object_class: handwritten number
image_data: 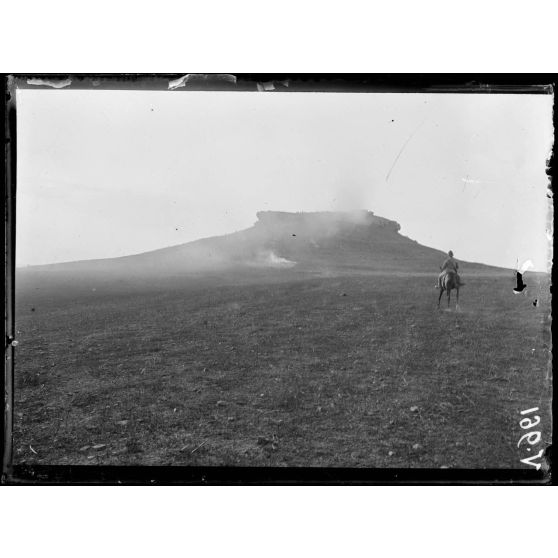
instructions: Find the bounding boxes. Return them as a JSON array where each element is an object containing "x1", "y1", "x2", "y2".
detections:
[
  {"x1": 520, "y1": 449, "x2": 544, "y2": 470},
  {"x1": 519, "y1": 408, "x2": 543, "y2": 469},
  {"x1": 520, "y1": 416, "x2": 541, "y2": 429},
  {"x1": 517, "y1": 431, "x2": 541, "y2": 448}
]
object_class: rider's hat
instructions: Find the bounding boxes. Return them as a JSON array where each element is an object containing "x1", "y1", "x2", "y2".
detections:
[{"x1": 448, "y1": 250, "x2": 454, "y2": 257}]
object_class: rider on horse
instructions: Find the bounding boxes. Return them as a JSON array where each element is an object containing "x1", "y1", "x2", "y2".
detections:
[{"x1": 437, "y1": 250, "x2": 463, "y2": 288}]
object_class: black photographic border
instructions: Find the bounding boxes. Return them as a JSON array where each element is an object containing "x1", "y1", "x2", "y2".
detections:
[{"x1": 2, "y1": 73, "x2": 555, "y2": 485}]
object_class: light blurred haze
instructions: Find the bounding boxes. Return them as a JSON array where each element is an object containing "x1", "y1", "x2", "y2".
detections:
[{"x1": 16, "y1": 89, "x2": 553, "y2": 271}]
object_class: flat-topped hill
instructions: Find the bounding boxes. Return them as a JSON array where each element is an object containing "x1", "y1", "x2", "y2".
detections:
[{"x1": 17, "y1": 210, "x2": 508, "y2": 283}]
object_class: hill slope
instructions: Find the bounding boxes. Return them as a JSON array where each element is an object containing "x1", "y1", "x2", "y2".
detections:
[{"x1": 18, "y1": 210, "x2": 504, "y2": 280}]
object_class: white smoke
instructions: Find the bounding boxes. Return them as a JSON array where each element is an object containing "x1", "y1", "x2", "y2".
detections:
[{"x1": 254, "y1": 250, "x2": 296, "y2": 268}]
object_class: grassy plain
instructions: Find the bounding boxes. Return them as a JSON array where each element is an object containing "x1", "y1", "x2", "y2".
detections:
[{"x1": 13, "y1": 269, "x2": 552, "y2": 468}]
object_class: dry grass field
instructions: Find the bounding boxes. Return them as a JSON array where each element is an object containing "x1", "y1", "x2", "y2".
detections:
[{"x1": 12, "y1": 268, "x2": 552, "y2": 469}]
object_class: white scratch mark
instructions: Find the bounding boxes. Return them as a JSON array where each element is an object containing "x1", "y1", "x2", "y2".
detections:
[
  {"x1": 385, "y1": 120, "x2": 425, "y2": 182},
  {"x1": 168, "y1": 74, "x2": 237, "y2": 90},
  {"x1": 168, "y1": 75, "x2": 188, "y2": 90},
  {"x1": 256, "y1": 80, "x2": 289, "y2": 92},
  {"x1": 461, "y1": 177, "x2": 496, "y2": 185},
  {"x1": 27, "y1": 78, "x2": 72, "y2": 89},
  {"x1": 518, "y1": 259, "x2": 534, "y2": 274},
  {"x1": 257, "y1": 81, "x2": 276, "y2": 91},
  {"x1": 191, "y1": 440, "x2": 206, "y2": 454}
]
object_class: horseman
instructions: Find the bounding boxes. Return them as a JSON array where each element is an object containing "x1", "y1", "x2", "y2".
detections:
[{"x1": 438, "y1": 250, "x2": 463, "y2": 288}]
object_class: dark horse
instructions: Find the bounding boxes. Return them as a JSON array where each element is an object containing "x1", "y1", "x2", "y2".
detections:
[{"x1": 438, "y1": 270, "x2": 460, "y2": 308}]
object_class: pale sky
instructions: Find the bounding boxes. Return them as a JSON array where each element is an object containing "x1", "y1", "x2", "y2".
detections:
[{"x1": 16, "y1": 89, "x2": 553, "y2": 271}]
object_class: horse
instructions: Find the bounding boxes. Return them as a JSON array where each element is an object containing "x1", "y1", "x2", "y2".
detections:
[{"x1": 438, "y1": 270, "x2": 460, "y2": 308}]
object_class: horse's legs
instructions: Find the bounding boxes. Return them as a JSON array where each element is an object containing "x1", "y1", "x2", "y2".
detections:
[
  {"x1": 447, "y1": 288, "x2": 451, "y2": 307},
  {"x1": 456, "y1": 287, "x2": 459, "y2": 305},
  {"x1": 438, "y1": 287, "x2": 444, "y2": 307}
]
